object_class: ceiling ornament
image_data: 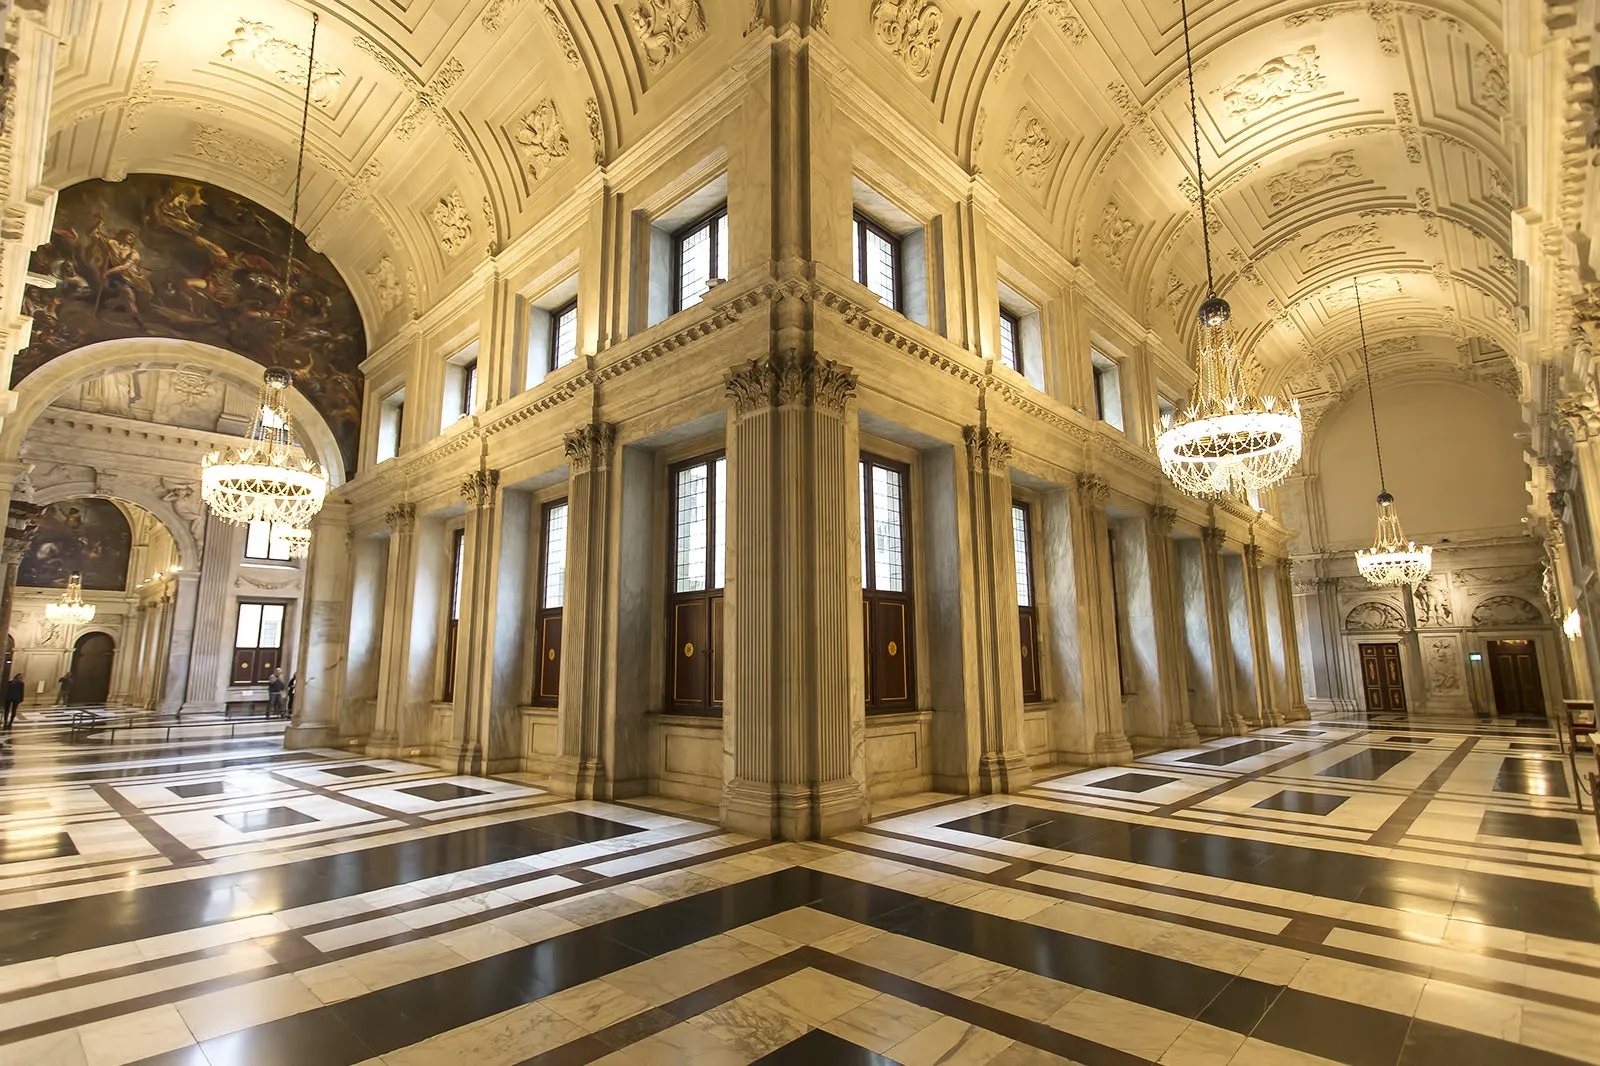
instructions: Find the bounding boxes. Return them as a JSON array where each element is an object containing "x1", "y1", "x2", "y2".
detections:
[
  {"x1": 430, "y1": 191, "x2": 474, "y2": 257},
  {"x1": 542, "y1": 1, "x2": 584, "y2": 68},
  {"x1": 1264, "y1": 151, "x2": 1359, "y2": 208},
  {"x1": 631, "y1": 0, "x2": 707, "y2": 73},
  {"x1": 1091, "y1": 202, "x2": 1137, "y2": 266},
  {"x1": 1159, "y1": 270, "x2": 1195, "y2": 328},
  {"x1": 1320, "y1": 274, "x2": 1400, "y2": 307},
  {"x1": 995, "y1": 0, "x2": 1087, "y2": 75},
  {"x1": 972, "y1": 108, "x2": 987, "y2": 154},
  {"x1": 1218, "y1": 45, "x2": 1324, "y2": 119},
  {"x1": 332, "y1": 159, "x2": 382, "y2": 217},
  {"x1": 1473, "y1": 46, "x2": 1510, "y2": 116},
  {"x1": 223, "y1": 20, "x2": 344, "y2": 106},
  {"x1": 1413, "y1": 186, "x2": 1440, "y2": 237},
  {"x1": 1484, "y1": 165, "x2": 1511, "y2": 208},
  {"x1": 1156, "y1": 0, "x2": 1302, "y2": 503},
  {"x1": 200, "y1": 14, "x2": 329, "y2": 532},
  {"x1": 1348, "y1": 278, "x2": 1432, "y2": 589},
  {"x1": 122, "y1": 62, "x2": 158, "y2": 137},
  {"x1": 189, "y1": 125, "x2": 287, "y2": 181},
  {"x1": 511, "y1": 99, "x2": 570, "y2": 180},
  {"x1": 1107, "y1": 82, "x2": 1168, "y2": 156},
  {"x1": 585, "y1": 99, "x2": 605, "y2": 164},
  {"x1": 368, "y1": 256, "x2": 404, "y2": 315},
  {"x1": 1392, "y1": 92, "x2": 1422, "y2": 162},
  {"x1": 1002, "y1": 106, "x2": 1056, "y2": 189},
  {"x1": 171, "y1": 372, "x2": 214, "y2": 409},
  {"x1": 1431, "y1": 262, "x2": 1450, "y2": 288},
  {"x1": 45, "y1": 573, "x2": 95, "y2": 626},
  {"x1": 1369, "y1": 1, "x2": 1399, "y2": 56},
  {"x1": 870, "y1": 0, "x2": 943, "y2": 80},
  {"x1": 1301, "y1": 221, "x2": 1381, "y2": 266},
  {"x1": 482, "y1": 0, "x2": 521, "y2": 33},
  {"x1": 396, "y1": 58, "x2": 465, "y2": 142}
]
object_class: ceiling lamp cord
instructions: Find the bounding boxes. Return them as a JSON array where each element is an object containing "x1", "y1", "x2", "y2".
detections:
[
  {"x1": 1179, "y1": 0, "x2": 1215, "y2": 299},
  {"x1": 279, "y1": 11, "x2": 318, "y2": 318},
  {"x1": 1354, "y1": 277, "x2": 1388, "y2": 496}
]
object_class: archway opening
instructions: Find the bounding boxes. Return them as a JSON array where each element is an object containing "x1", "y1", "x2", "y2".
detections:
[{"x1": 69, "y1": 632, "x2": 115, "y2": 707}]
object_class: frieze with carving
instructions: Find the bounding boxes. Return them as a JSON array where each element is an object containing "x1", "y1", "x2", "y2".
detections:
[
  {"x1": 1346, "y1": 601, "x2": 1404, "y2": 632},
  {"x1": 1470, "y1": 595, "x2": 1542, "y2": 628}
]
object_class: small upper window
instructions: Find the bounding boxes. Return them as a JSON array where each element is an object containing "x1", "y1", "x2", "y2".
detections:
[
  {"x1": 673, "y1": 207, "x2": 729, "y2": 312},
  {"x1": 377, "y1": 391, "x2": 404, "y2": 463},
  {"x1": 1091, "y1": 351, "x2": 1124, "y2": 431},
  {"x1": 460, "y1": 359, "x2": 478, "y2": 419},
  {"x1": 853, "y1": 213, "x2": 901, "y2": 311},
  {"x1": 998, "y1": 307, "x2": 1022, "y2": 374},
  {"x1": 244, "y1": 521, "x2": 294, "y2": 562},
  {"x1": 549, "y1": 300, "x2": 578, "y2": 372}
]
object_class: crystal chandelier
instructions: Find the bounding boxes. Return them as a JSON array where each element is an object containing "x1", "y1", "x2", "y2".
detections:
[
  {"x1": 1349, "y1": 277, "x2": 1432, "y2": 587},
  {"x1": 45, "y1": 573, "x2": 95, "y2": 626},
  {"x1": 281, "y1": 523, "x2": 312, "y2": 559},
  {"x1": 199, "y1": 12, "x2": 328, "y2": 529},
  {"x1": 1156, "y1": 0, "x2": 1302, "y2": 500}
]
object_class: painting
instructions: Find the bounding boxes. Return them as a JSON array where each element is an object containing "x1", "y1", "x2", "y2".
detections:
[
  {"x1": 18, "y1": 498, "x2": 133, "y2": 591},
  {"x1": 16, "y1": 175, "x2": 366, "y2": 475}
]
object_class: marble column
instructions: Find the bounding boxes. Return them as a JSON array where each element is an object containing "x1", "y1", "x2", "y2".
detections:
[
  {"x1": 287, "y1": 500, "x2": 352, "y2": 750},
  {"x1": 1274, "y1": 558, "x2": 1311, "y2": 720},
  {"x1": 1241, "y1": 544, "x2": 1283, "y2": 726},
  {"x1": 340, "y1": 533, "x2": 388, "y2": 746},
  {"x1": 1148, "y1": 507, "x2": 1197, "y2": 746},
  {"x1": 160, "y1": 572, "x2": 201, "y2": 714},
  {"x1": 1071, "y1": 473, "x2": 1131, "y2": 764},
  {"x1": 182, "y1": 516, "x2": 236, "y2": 714},
  {"x1": 111, "y1": 604, "x2": 143, "y2": 705},
  {"x1": 0, "y1": 501, "x2": 39, "y2": 677},
  {"x1": 962, "y1": 425, "x2": 1030, "y2": 792},
  {"x1": 368, "y1": 502, "x2": 418, "y2": 757},
  {"x1": 1195, "y1": 526, "x2": 1246, "y2": 736},
  {"x1": 554, "y1": 423, "x2": 617, "y2": 798},
  {"x1": 443, "y1": 470, "x2": 509, "y2": 775},
  {"x1": 722, "y1": 355, "x2": 865, "y2": 839}
]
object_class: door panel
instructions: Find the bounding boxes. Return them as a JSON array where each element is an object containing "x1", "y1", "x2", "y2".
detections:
[
  {"x1": 536, "y1": 614, "x2": 562, "y2": 702},
  {"x1": 869, "y1": 599, "x2": 910, "y2": 704},
  {"x1": 672, "y1": 600, "x2": 709, "y2": 706},
  {"x1": 1487, "y1": 641, "x2": 1545, "y2": 718},
  {"x1": 1019, "y1": 608, "x2": 1039, "y2": 700},
  {"x1": 1359, "y1": 643, "x2": 1406, "y2": 713}
]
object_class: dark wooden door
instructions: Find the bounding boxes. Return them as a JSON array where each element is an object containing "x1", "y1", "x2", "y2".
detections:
[
  {"x1": 1487, "y1": 640, "x2": 1546, "y2": 718},
  {"x1": 70, "y1": 633, "x2": 115, "y2": 706},
  {"x1": 1358, "y1": 643, "x2": 1406, "y2": 713}
]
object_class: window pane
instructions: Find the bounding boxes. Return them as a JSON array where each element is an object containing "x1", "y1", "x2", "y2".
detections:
[
  {"x1": 462, "y1": 361, "x2": 478, "y2": 416},
  {"x1": 543, "y1": 502, "x2": 568, "y2": 610},
  {"x1": 859, "y1": 462, "x2": 869, "y2": 585},
  {"x1": 999, "y1": 312, "x2": 1019, "y2": 372},
  {"x1": 245, "y1": 521, "x2": 270, "y2": 559},
  {"x1": 677, "y1": 220, "x2": 713, "y2": 309},
  {"x1": 863, "y1": 226, "x2": 897, "y2": 308},
  {"x1": 674, "y1": 463, "x2": 709, "y2": 593},
  {"x1": 1012, "y1": 504, "x2": 1033, "y2": 608},
  {"x1": 259, "y1": 605, "x2": 284, "y2": 650},
  {"x1": 870, "y1": 465, "x2": 905, "y2": 593},
  {"x1": 713, "y1": 458, "x2": 727, "y2": 590},
  {"x1": 450, "y1": 531, "x2": 465, "y2": 621},
  {"x1": 266, "y1": 522, "x2": 291, "y2": 561},
  {"x1": 715, "y1": 214, "x2": 729, "y2": 283},
  {"x1": 552, "y1": 305, "x2": 578, "y2": 369},
  {"x1": 235, "y1": 603, "x2": 263, "y2": 649}
]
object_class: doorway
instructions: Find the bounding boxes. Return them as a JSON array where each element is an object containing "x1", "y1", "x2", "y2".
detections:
[
  {"x1": 1358, "y1": 643, "x2": 1407, "y2": 713},
  {"x1": 70, "y1": 632, "x2": 115, "y2": 706},
  {"x1": 1486, "y1": 639, "x2": 1546, "y2": 718}
]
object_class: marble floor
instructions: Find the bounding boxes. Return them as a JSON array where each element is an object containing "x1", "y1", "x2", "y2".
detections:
[{"x1": 0, "y1": 711, "x2": 1596, "y2": 1065}]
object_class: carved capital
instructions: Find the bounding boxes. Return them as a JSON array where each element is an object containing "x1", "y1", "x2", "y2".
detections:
[
  {"x1": 726, "y1": 358, "x2": 777, "y2": 416},
  {"x1": 460, "y1": 469, "x2": 500, "y2": 507},
  {"x1": 1076, "y1": 472, "x2": 1110, "y2": 504},
  {"x1": 726, "y1": 355, "x2": 857, "y2": 417},
  {"x1": 1243, "y1": 542, "x2": 1263, "y2": 565},
  {"x1": 962, "y1": 425, "x2": 1013, "y2": 474},
  {"x1": 1278, "y1": 557, "x2": 1294, "y2": 577},
  {"x1": 384, "y1": 501, "x2": 416, "y2": 532},
  {"x1": 1150, "y1": 505, "x2": 1178, "y2": 532},
  {"x1": 812, "y1": 359, "x2": 859, "y2": 411},
  {"x1": 1201, "y1": 525, "x2": 1228, "y2": 549},
  {"x1": 564, "y1": 423, "x2": 617, "y2": 474}
]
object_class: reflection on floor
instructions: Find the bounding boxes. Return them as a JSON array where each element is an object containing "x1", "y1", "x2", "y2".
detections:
[{"x1": 0, "y1": 711, "x2": 1596, "y2": 1065}]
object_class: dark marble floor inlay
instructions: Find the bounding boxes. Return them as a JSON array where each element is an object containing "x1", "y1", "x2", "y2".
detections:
[
  {"x1": 1315, "y1": 747, "x2": 1413, "y2": 781},
  {"x1": 168, "y1": 781, "x2": 228, "y2": 799},
  {"x1": 0, "y1": 830, "x2": 77, "y2": 864},
  {"x1": 1479, "y1": 809, "x2": 1582, "y2": 846},
  {"x1": 1087, "y1": 772, "x2": 1176, "y2": 793},
  {"x1": 1509, "y1": 742, "x2": 1560, "y2": 752},
  {"x1": 1178, "y1": 739, "x2": 1289, "y2": 766},
  {"x1": 1280, "y1": 729, "x2": 1324, "y2": 737},
  {"x1": 1492, "y1": 756, "x2": 1571, "y2": 797},
  {"x1": 1383, "y1": 736, "x2": 1432, "y2": 744},
  {"x1": 1253, "y1": 790, "x2": 1350, "y2": 816},
  {"x1": 320, "y1": 764, "x2": 389, "y2": 779},
  {"x1": 754, "y1": 1029, "x2": 901, "y2": 1064},
  {"x1": 400, "y1": 782, "x2": 490, "y2": 802},
  {"x1": 220, "y1": 806, "x2": 318, "y2": 832}
]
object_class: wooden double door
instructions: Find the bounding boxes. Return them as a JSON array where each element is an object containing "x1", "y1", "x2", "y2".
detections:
[
  {"x1": 1486, "y1": 639, "x2": 1546, "y2": 718},
  {"x1": 1359, "y1": 643, "x2": 1407, "y2": 713}
]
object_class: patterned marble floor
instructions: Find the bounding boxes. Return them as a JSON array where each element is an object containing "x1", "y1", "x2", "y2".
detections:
[{"x1": 0, "y1": 711, "x2": 1595, "y2": 1065}]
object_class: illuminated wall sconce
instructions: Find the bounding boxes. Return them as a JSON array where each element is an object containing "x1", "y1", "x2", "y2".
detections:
[{"x1": 1564, "y1": 610, "x2": 1582, "y2": 640}]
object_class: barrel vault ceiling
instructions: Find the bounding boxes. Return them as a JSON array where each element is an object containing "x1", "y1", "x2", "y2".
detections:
[{"x1": 44, "y1": 0, "x2": 1524, "y2": 434}]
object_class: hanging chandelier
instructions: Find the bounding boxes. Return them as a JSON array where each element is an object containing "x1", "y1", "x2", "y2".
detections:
[
  {"x1": 281, "y1": 523, "x2": 312, "y2": 559},
  {"x1": 1349, "y1": 277, "x2": 1432, "y2": 587},
  {"x1": 45, "y1": 573, "x2": 95, "y2": 626},
  {"x1": 1156, "y1": 0, "x2": 1302, "y2": 500},
  {"x1": 199, "y1": 12, "x2": 328, "y2": 529}
]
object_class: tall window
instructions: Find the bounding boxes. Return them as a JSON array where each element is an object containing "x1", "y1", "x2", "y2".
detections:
[
  {"x1": 1092, "y1": 351, "x2": 1124, "y2": 430},
  {"x1": 1012, "y1": 502, "x2": 1041, "y2": 701},
  {"x1": 231, "y1": 602, "x2": 286, "y2": 685},
  {"x1": 1107, "y1": 529, "x2": 1130, "y2": 695},
  {"x1": 669, "y1": 455, "x2": 726, "y2": 711},
  {"x1": 998, "y1": 307, "x2": 1022, "y2": 374},
  {"x1": 244, "y1": 521, "x2": 294, "y2": 562},
  {"x1": 673, "y1": 207, "x2": 729, "y2": 312},
  {"x1": 378, "y1": 392, "x2": 405, "y2": 462},
  {"x1": 460, "y1": 358, "x2": 478, "y2": 419},
  {"x1": 534, "y1": 500, "x2": 568, "y2": 705},
  {"x1": 442, "y1": 528, "x2": 465, "y2": 701},
  {"x1": 549, "y1": 300, "x2": 578, "y2": 373},
  {"x1": 861, "y1": 455, "x2": 914, "y2": 710},
  {"x1": 853, "y1": 213, "x2": 901, "y2": 310}
]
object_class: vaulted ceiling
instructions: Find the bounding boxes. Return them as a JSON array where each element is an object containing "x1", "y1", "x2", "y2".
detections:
[{"x1": 44, "y1": 0, "x2": 1522, "y2": 431}]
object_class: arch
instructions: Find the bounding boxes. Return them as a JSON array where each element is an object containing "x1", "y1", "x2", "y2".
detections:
[
  {"x1": 1, "y1": 337, "x2": 346, "y2": 489},
  {"x1": 18, "y1": 497, "x2": 132, "y2": 591},
  {"x1": 69, "y1": 631, "x2": 115, "y2": 706},
  {"x1": 1470, "y1": 595, "x2": 1544, "y2": 628},
  {"x1": 1345, "y1": 601, "x2": 1404, "y2": 632},
  {"x1": 27, "y1": 485, "x2": 198, "y2": 576}
]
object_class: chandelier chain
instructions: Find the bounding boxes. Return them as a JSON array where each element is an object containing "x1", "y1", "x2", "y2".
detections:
[
  {"x1": 280, "y1": 11, "x2": 318, "y2": 315},
  {"x1": 1179, "y1": 0, "x2": 1215, "y2": 298},
  {"x1": 1353, "y1": 277, "x2": 1387, "y2": 494}
]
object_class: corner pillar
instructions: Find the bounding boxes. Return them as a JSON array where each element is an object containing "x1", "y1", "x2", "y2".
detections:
[
  {"x1": 1072, "y1": 473, "x2": 1131, "y2": 764},
  {"x1": 286, "y1": 500, "x2": 352, "y2": 750},
  {"x1": 368, "y1": 502, "x2": 418, "y2": 757}
]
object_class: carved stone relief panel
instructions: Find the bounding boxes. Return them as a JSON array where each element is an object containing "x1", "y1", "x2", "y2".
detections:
[
  {"x1": 510, "y1": 99, "x2": 569, "y2": 180},
  {"x1": 1092, "y1": 202, "x2": 1137, "y2": 267},
  {"x1": 223, "y1": 20, "x2": 345, "y2": 105},
  {"x1": 1424, "y1": 635, "x2": 1462, "y2": 694},
  {"x1": 1264, "y1": 151, "x2": 1360, "y2": 208},
  {"x1": 1301, "y1": 222, "x2": 1381, "y2": 266},
  {"x1": 430, "y1": 192, "x2": 474, "y2": 257},
  {"x1": 1002, "y1": 106, "x2": 1056, "y2": 189},
  {"x1": 630, "y1": 0, "x2": 707, "y2": 73},
  {"x1": 1218, "y1": 46, "x2": 1325, "y2": 119},
  {"x1": 870, "y1": 0, "x2": 944, "y2": 80},
  {"x1": 1469, "y1": 595, "x2": 1542, "y2": 628},
  {"x1": 1345, "y1": 600, "x2": 1404, "y2": 632}
]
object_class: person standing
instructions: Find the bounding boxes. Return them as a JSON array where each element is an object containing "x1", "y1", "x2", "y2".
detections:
[
  {"x1": 267, "y1": 669, "x2": 287, "y2": 719},
  {"x1": 3, "y1": 674, "x2": 22, "y2": 731},
  {"x1": 56, "y1": 672, "x2": 71, "y2": 707}
]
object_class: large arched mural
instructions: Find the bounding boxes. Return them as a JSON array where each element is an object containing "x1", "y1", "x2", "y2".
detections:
[
  {"x1": 17, "y1": 175, "x2": 365, "y2": 474},
  {"x1": 18, "y1": 498, "x2": 133, "y2": 591}
]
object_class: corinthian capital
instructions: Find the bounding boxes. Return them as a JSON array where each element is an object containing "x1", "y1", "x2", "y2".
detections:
[
  {"x1": 564, "y1": 423, "x2": 617, "y2": 474},
  {"x1": 384, "y1": 501, "x2": 416, "y2": 532},
  {"x1": 1150, "y1": 505, "x2": 1178, "y2": 532},
  {"x1": 460, "y1": 469, "x2": 500, "y2": 507},
  {"x1": 1076, "y1": 471, "x2": 1110, "y2": 504},
  {"x1": 725, "y1": 355, "x2": 857, "y2": 417},
  {"x1": 962, "y1": 425, "x2": 1013, "y2": 474},
  {"x1": 1201, "y1": 525, "x2": 1227, "y2": 549}
]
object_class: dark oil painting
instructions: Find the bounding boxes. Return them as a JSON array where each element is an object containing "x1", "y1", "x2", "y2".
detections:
[
  {"x1": 15, "y1": 174, "x2": 366, "y2": 475},
  {"x1": 19, "y1": 498, "x2": 133, "y2": 592}
]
